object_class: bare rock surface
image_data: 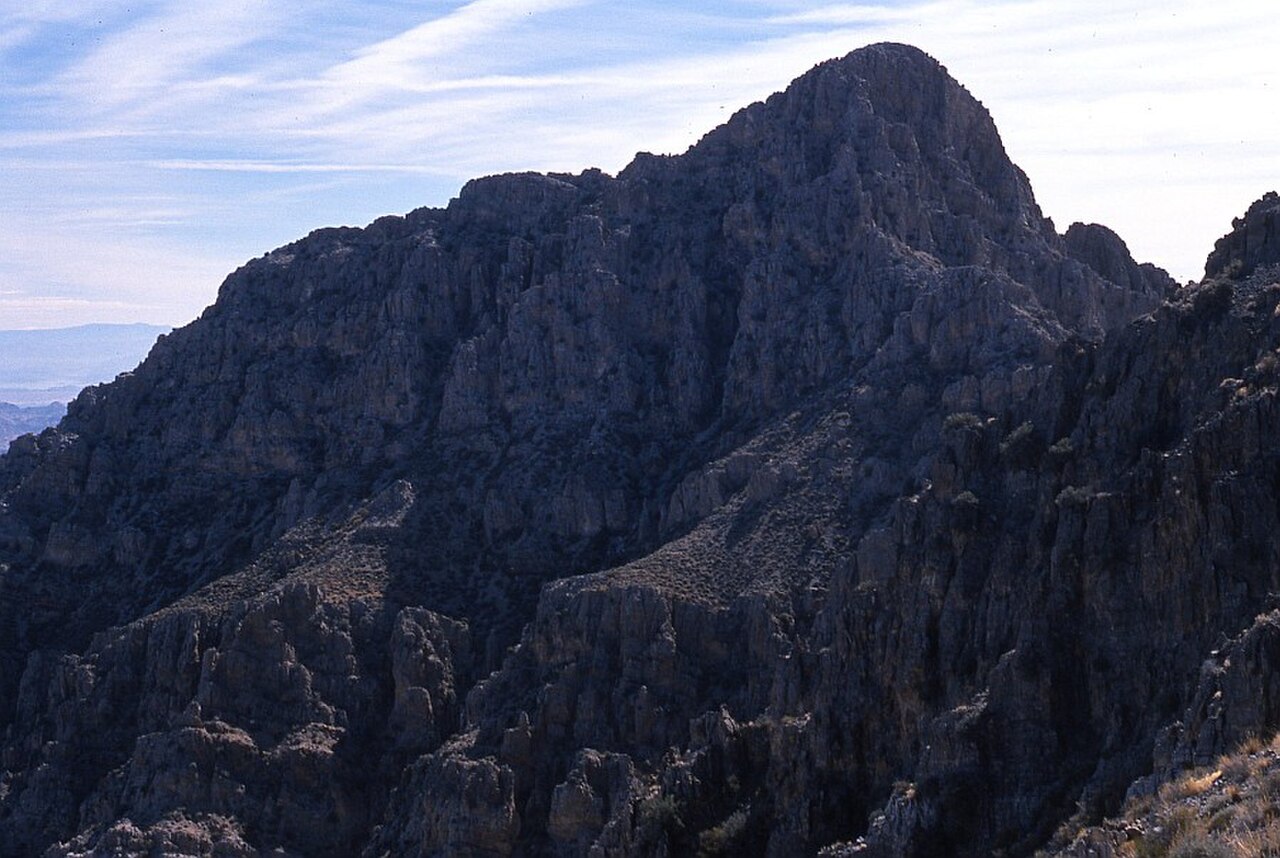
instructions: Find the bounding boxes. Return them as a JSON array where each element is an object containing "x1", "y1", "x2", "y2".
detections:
[
  {"x1": 9, "y1": 42, "x2": 1280, "y2": 858},
  {"x1": 1205, "y1": 190, "x2": 1280, "y2": 280}
]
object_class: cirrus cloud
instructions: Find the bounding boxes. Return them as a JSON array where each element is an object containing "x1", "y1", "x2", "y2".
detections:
[{"x1": 1, "y1": 0, "x2": 1277, "y2": 328}]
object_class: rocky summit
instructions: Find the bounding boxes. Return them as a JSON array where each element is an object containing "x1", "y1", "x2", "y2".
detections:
[{"x1": 0, "y1": 42, "x2": 1277, "y2": 856}]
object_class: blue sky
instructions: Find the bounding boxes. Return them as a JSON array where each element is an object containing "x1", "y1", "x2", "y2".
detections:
[{"x1": 2, "y1": 0, "x2": 1278, "y2": 329}]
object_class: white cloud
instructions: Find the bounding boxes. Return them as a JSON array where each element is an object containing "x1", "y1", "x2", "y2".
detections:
[
  {"x1": 0, "y1": 295, "x2": 158, "y2": 330},
  {"x1": 146, "y1": 159, "x2": 458, "y2": 175},
  {"x1": 50, "y1": 0, "x2": 283, "y2": 113},
  {"x1": 336, "y1": 0, "x2": 588, "y2": 76},
  {"x1": 764, "y1": 3, "x2": 929, "y2": 25},
  {"x1": 299, "y1": 0, "x2": 590, "y2": 118},
  {"x1": 3, "y1": 0, "x2": 1279, "y2": 326},
  {"x1": 0, "y1": 1, "x2": 125, "y2": 25},
  {"x1": 0, "y1": 215, "x2": 229, "y2": 328}
]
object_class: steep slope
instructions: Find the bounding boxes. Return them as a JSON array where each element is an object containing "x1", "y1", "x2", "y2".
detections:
[
  {"x1": 0, "y1": 42, "x2": 1230, "y2": 856},
  {"x1": 411, "y1": 206, "x2": 1280, "y2": 857}
]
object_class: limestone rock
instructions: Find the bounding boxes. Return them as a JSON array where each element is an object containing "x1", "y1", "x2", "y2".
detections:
[
  {"x1": 4, "y1": 42, "x2": 1272, "y2": 858},
  {"x1": 1205, "y1": 190, "x2": 1280, "y2": 279}
]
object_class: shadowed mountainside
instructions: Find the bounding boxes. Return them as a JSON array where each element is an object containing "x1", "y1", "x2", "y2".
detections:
[{"x1": 4, "y1": 43, "x2": 1280, "y2": 857}]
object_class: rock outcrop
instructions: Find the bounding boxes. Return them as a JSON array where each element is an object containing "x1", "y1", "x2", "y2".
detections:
[
  {"x1": 1205, "y1": 190, "x2": 1280, "y2": 280},
  {"x1": 5, "y1": 42, "x2": 1278, "y2": 857}
]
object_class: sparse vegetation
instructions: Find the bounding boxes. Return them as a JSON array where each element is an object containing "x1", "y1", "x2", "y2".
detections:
[
  {"x1": 698, "y1": 809, "x2": 749, "y2": 857},
  {"x1": 943, "y1": 411, "x2": 984, "y2": 431},
  {"x1": 1055, "y1": 485, "x2": 1095, "y2": 507},
  {"x1": 1047, "y1": 733, "x2": 1280, "y2": 857},
  {"x1": 1167, "y1": 836, "x2": 1237, "y2": 858},
  {"x1": 1162, "y1": 769, "x2": 1222, "y2": 803},
  {"x1": 999, "y1": 420, "x2": 1041, "y2": 468},
  {"x1": 1048, "y1": 437, "x2": 1075, "y2": 459},
  {"x1": 638, "y1": 793, "x2": 684, "y2": 838}
]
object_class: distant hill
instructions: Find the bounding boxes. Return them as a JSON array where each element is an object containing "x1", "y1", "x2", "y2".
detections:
[
  {"x1": 0, "y1": 401, "x2": 65, "y2": 448},
  {"x1": 0, "y1": 323, "x2": 169, "y2": 406}
]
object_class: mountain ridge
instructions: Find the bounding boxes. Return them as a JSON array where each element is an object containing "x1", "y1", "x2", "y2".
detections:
[
  {"x1": 0, "y1": 322, "x2": 170, "y2": 408},
  {"x1": 1, "y1": 43, "x2": 1274, "y2": 857}
]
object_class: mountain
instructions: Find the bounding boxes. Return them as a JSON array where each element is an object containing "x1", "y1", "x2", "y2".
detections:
[
  {"x1": 0, "y1": 401, "x2": 65, "y2": 449},
  {"x1": 0, "y1": 43, "x2": 1276, "y2": 856},
  {"x1": 0, "y1": 323, "x2": 170, "y2": 406}
]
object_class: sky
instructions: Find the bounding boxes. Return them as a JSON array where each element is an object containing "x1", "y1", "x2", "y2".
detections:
[{"x1": 2, "y1": 1, "x2": 1278, "y2": 330}]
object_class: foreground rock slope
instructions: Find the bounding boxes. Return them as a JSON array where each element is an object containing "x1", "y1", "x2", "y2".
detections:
[{"x1": 3, "y1": 42, "x2": 1279, "y2": 856}]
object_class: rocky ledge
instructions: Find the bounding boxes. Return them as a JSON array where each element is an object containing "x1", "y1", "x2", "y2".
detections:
[{"x1": 2, "y1": 43, "x2": 1277, "y2": 857}]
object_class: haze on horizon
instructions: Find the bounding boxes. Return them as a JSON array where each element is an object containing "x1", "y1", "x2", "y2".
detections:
[{"x1": 2, "y1": 0, "x2": 1277, "y2": 330}]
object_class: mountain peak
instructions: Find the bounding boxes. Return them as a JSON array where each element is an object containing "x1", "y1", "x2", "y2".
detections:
[
  {"x1": 1205, "y1": 190, "x2": 1280, "y2": 280},
  {"x1": 0, "y1": 45, "x2": 1224, "y2": 858},
  {"x1": 813, "y1": 41, "x2": 947, "y2": 79},
  {"x1": 693, "y1": 41, "x2": 1043, "y2": 242}
]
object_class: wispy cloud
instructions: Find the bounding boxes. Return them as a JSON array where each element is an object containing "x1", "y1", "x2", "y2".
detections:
[
  {"x1": 3, "y1": 0, "x2": 1278, "y2": 327},
  {"x1": 50, "y1": 0, "x2": 282, "y2": 113},
  {"x1": 764, "y1": 3, "x2": 927, "y2": 25},
  {"x1": 327, "y1": 0, "x2": 588, "y2": 85},
  {"x1": 147, "y1": 159, "x2": 458, "y2": 175},
  {"x1": 1, "y1": 2, "x2": 124, "y2": 26},
  {"x1": 0, "y1": 205, "x2": 232, "y2": 327},
  {"x1": 287, "y1": 0, "x2": 591, "y2": 127}
]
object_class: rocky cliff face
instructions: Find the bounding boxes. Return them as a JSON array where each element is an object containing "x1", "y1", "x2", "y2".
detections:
[{"x1": 2, "y1": 42, "x2": 1273, "y2": 857}]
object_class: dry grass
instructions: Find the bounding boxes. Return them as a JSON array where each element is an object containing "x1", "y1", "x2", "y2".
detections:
[
  {"x1": 1225, "y1": 819, "x2": 1280, "y2": 855},
  {"x1": 1221, "y1": 752, "x2": 1259, "y2": 782},
  {"x1": 1161, "y1": 770, "x2": 1223, "y2": 802},
  {"x1": 1045, "y1": 734, "x2": 1280, "y2": 857},
  {"x1": 1239, "y1": 734, "x2": 1268, "y2": 756}
]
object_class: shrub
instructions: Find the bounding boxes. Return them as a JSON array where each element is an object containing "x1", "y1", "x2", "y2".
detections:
[
  {"x1": 1191, "y1": 279, "x2": 1234, "y2": 318},
  {"x1": 1238, "y1": 733, "x2": 1267, "y2": 755},
  {"x1": 698, "y1": 809, "x2": 749, "y2": 857},
  {"x1": 1161, "y1": 769, "x2": 1221, "y2": 802},
  {"x1": 1206, "y1": 805, "x2": 1236, "y2": 834},
  {"x1": 943, "y1": 412, "x2": 983, "y2": 431},
  {"x1": 638, "y1": 794, "x2": 684, "y2": 836},
  {"x1": 1055, "y1": 485, "x2": 1095, "y2": 507},
  {"x1": 1048, "y1": 437, "x2": 1075, "y2": 458},
  {"x1": 999, "y1": 421, "x2": 1041, "y2": 467},
  {"x1": 1168, "y1": 835, "x2": 1236, "y2": 858}
]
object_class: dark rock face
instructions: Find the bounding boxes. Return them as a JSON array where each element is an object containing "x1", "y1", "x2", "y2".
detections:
[
  {"x1": 1205, "y1": 190, "x2": 1280, "y2": 279},
  {"x1": 4, "y1": 41, "x2": 1275, "y2": 857}
]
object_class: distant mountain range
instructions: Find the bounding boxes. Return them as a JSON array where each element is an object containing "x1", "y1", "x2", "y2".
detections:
[
  {"x1": 0, "y1": 402, "x2": 65, "y2": 448},
  {"x1": 0, "y1": 323, "x2": 168, "y2": 446},
  {"x1": 0, "y1": 322, "x2": 167, "y2": 402}
]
